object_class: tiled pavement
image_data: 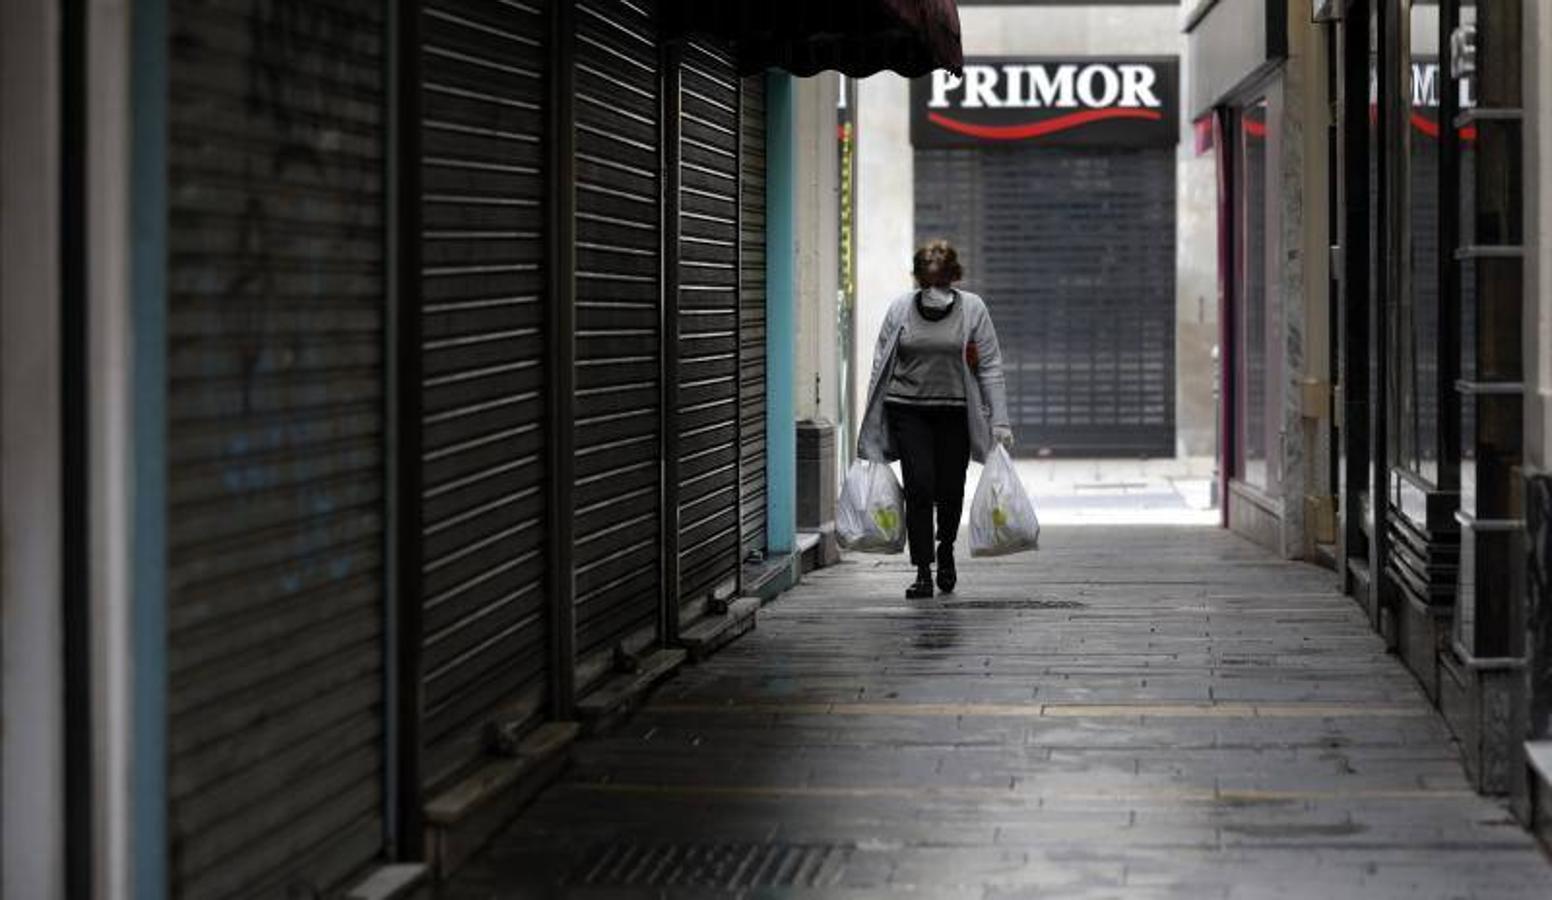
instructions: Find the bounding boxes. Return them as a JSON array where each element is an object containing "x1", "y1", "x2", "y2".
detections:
[{"x1": 441, "y1": 527, "x2": 1552, "y2": 898}]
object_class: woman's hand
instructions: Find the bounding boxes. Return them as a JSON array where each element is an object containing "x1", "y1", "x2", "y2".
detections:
[
  {"x1": 993, "y1": 426, "x2": 1015, "y2": 450},
  {"x1": 965, "y1": 340, "x2": 980, "y2": 370}
]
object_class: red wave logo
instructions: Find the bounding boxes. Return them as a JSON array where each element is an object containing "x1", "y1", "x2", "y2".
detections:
[
  {"x1": 1371, "y1": 105, "x2": 1479, "y2": 141},
  {"x1": 927, "y1": 108, "x2": 1164, "y2": 141},
  {"x1": 1411, "y1": 112, "x2": 1478, "y2": 140}
]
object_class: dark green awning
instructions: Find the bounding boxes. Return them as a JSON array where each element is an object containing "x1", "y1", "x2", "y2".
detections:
[{"x1": 661, "y1": 0, "x2": 963, "y2": 77}]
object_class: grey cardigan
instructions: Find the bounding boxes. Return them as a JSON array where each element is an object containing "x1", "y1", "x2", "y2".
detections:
[{"x1": 858, "y1": 289, "x2": 1011, "y2": 464}]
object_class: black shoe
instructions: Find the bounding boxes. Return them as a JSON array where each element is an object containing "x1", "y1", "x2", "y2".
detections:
[
  {"x1": 936, "y1": 544, "x2": 957, "y2": 593},
  {"x1": 906, "y1": 566, "x2": 934, "y2": 599}
]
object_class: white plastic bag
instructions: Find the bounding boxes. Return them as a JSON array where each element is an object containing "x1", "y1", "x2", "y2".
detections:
[
  {"x1": 969, "y1": 446, "x2": 1040, "y2": 557},
  {"x1": 836, "y1": 460, "x2": 907, "y2": 554}
]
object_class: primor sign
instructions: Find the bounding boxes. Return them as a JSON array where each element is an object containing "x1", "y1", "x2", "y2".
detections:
[{"x1": 911, "y1": 58, "x2": 1180, "y2": 149}]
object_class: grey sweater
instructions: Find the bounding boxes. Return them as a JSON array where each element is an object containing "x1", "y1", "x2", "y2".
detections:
[
  {"x1": 858, "y1": 289, "x2": 1011, "y2": 464},
  {"x1": 887, "y1": 291, "x2": 967, "y2": 407}
]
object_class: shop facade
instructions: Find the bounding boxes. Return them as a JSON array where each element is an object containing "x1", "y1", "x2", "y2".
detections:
[
  {"x1": 857, "y1": 2, "x2": 1218, "y2": 464},
  {"x1": 155, "y1": 0, "x2": 784, "y2": 891},
  {"x1": 0, "y1": 1, "x2": 962, "y2": 896},
  {"x1": 1323, "y1": 0, "x2": 1539, "y2": 810},
  {"x1": 912, "y1": 58, "x2": 1182, "y2": 457},
  {"x1": 1188, "y1": 0, "x2": 1552, "y2": 838},
  {"x1": 1186, "y1": 0, "x2": 1332, "y2": 558}
]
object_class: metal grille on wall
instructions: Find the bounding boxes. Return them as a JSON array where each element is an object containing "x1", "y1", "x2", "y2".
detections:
[
  {"x1": 676, "y1": 39, "x2": 743, "y2": 605},
  {"x1": 165, "y1": 0, "x2": 386, "y2": 895},
  {"x1": 415, "y1": 0, "x2": 550, "y2": 793},
  {"x1": 914, "y1": 146, "x2": 1177, "y2": 457},
  {"x1": 739, "y1": 77, "x2": 768, "y2": 558},
  {"x1": 572, "y1": 0, "x2": 663, "y2": 673}
]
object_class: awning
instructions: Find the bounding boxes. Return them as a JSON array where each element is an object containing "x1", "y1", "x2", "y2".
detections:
[{"x1": 661, "y1": 0, "x2": 963, "y2": 78}]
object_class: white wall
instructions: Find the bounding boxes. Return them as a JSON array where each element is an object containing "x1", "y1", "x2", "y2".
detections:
[
  {"x1": 1, "y1": 0, "x2": 66, "y2": 895},
  {"x1": 855, "y1": 73, "x2": 914, "y2": 412},
  {"x1": 854, "y1": 3, "x2": 1218, "y2": 461},
  {"x1": 792, "y1": 72, "x2": 842, "y2": 424}
]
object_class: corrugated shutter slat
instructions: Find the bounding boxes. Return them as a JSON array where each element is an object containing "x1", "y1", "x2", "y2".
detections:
[
  {"x1": 678, "y1": 39, "x2": 742, "y2": 604},
  {"x1": 166, "y1": 0, "x2": 387, "y2": 895},
  {"x1": 573, "y1": 0, "x2": 663, "y2": 668},
  {"x1": 417, "y1": 0, "x2": 551, "y2": 793},
  {"x1": 739, "y1": 76, "x2": 768, "y2": 557}
]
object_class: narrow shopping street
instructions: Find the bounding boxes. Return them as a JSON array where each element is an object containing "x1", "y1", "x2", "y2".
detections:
[{"x1": 443, "y1": 527, "x2": 1550, "y2": 898}]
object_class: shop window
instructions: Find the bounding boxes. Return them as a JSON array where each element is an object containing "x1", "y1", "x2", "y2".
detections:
[
  {"x1": 1395, "y1": 10, "x2": 1444, "y2": 485},
  {"x1": 1235, "y1": 98, "x2": 1273, "y2": 491}
]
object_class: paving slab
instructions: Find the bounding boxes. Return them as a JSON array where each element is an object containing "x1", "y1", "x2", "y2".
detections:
[{"x1": 438, "y1": 526, "x2": 1550, "y2": 899}]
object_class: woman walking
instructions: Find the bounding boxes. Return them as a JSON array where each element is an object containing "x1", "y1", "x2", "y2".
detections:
[{"x1": 858, "y1": 240, "x2": 1014, "y2": 599}]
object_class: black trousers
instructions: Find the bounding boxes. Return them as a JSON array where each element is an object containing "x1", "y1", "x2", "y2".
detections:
[{"x1": 886, "y1": 402, "x2": 971, "y2": 568}]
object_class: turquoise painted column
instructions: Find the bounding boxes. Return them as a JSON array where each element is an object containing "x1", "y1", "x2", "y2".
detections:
[
  {"x1": 131, "y1": 0, "x2": 168, "y2": 894},
  {"x1": 765, "y1": 72, "x2": 796, "y2": 556}
]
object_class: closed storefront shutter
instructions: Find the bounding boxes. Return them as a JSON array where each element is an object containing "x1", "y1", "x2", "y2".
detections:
[
  {"x1": 739, "y1": 77, "x2": 768, "y2": 558},
  {"x1": 165, "y1": 0, "x2": 386, "y2": 895},
  {"x1": 676, "y1": 39, "x2": 742, "y2": 606},
  {"x1": 572, "y1": 0, "x2": 663, "y2": 675},
  {"x1": 915, "y1": 146, "x2": 1177, "y2": 457},
  {"x1": 414, "y1": 0, "x2": 550, "y2": 792}
]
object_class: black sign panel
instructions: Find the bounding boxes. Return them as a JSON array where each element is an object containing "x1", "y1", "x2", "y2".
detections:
[{"x1": 911, "y1": 57, "x2": 1180, "y2": 149}]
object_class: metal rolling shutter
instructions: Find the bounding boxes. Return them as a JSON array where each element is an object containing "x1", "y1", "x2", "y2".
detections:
[
  {"x1": 165, "y1": 0, "x2": 386, "y2": 895},
  {"x1": 738, "y1": 76, "x2": 768, "y2": 558},
  {"x1": 676, "y1": 40, "x2": 742, "y2": 605},
  {"x1": 572, "y1": 0, "x2": 662, "y2": 671},
  {"x1": 914, "y1": 146, "x2": 1176, "y2": 458},
  {"x1": 415, "y1": 0, "x2": 550, "y2": 792}
]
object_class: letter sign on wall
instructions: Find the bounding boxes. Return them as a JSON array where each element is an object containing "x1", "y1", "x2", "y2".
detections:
[{"x1": 911, "y1": 57, "x2": 1181, "y2": 149}]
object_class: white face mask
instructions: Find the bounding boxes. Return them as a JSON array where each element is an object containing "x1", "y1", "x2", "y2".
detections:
[{"x1": 922, "y1": 286, "x2": 955, "y2": 310}]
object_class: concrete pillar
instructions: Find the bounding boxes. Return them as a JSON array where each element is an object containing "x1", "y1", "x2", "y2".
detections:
[
  {"x1": 89, "y1": 0, "x2": 137, "y2": 894},
  {"x1": 790, "y1": 73, "x2": 842, "y2": 540},
  {"x1": 1, "y1": 0, "x2": 66, "y2": 895},
  {"x1": 766, "y1": 73, "x2": 797, "y2": 555},
  {"x1": 129, "y1": 0, "x2": 169, "y2": 893},
  {"x1": 1275, "y1": 10, "x2": 1338, "y2": 560},
  {"x1": 1518, "y1": 0, "x2": 1552, "y2": 835},
  {"x1": 1522, "y1": 0, "x2": 1552, "y2": 753},
  {"x1": 1528, "y1": 0, "x2": 1552, "y2": 474}
]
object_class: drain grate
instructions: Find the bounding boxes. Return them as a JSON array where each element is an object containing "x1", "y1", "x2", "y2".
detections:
[
  {"x1": 575, "y1": 841, "x2": 851, "y2": 889},
  {"x1": 942, "y1": 598, "x2": 1086, "y2": 610}
]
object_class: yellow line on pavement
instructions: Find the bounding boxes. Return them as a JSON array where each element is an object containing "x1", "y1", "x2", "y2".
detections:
[
  {"x1": 567, "y1": 782, "x2": 1475, "y2": 803},
  {"x1": 573, "y1": 783, "x2": 1012, "y2": 801},
  {"x1": 647, "y1": 701, "x2": 1428, "y2": 719},
  {"x1": 1044, "y1": 703, "x2": 1425, "y2": 719}
]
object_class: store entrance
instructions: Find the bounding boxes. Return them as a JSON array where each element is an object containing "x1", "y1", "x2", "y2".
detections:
[{"x1": 914, "y1": 144, "x2": 1177, "y2": 458}]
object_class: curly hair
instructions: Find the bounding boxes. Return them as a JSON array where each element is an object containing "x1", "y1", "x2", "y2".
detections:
[{"x1": 912, "y1": 239, "x2": 963, "y2": 288}]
